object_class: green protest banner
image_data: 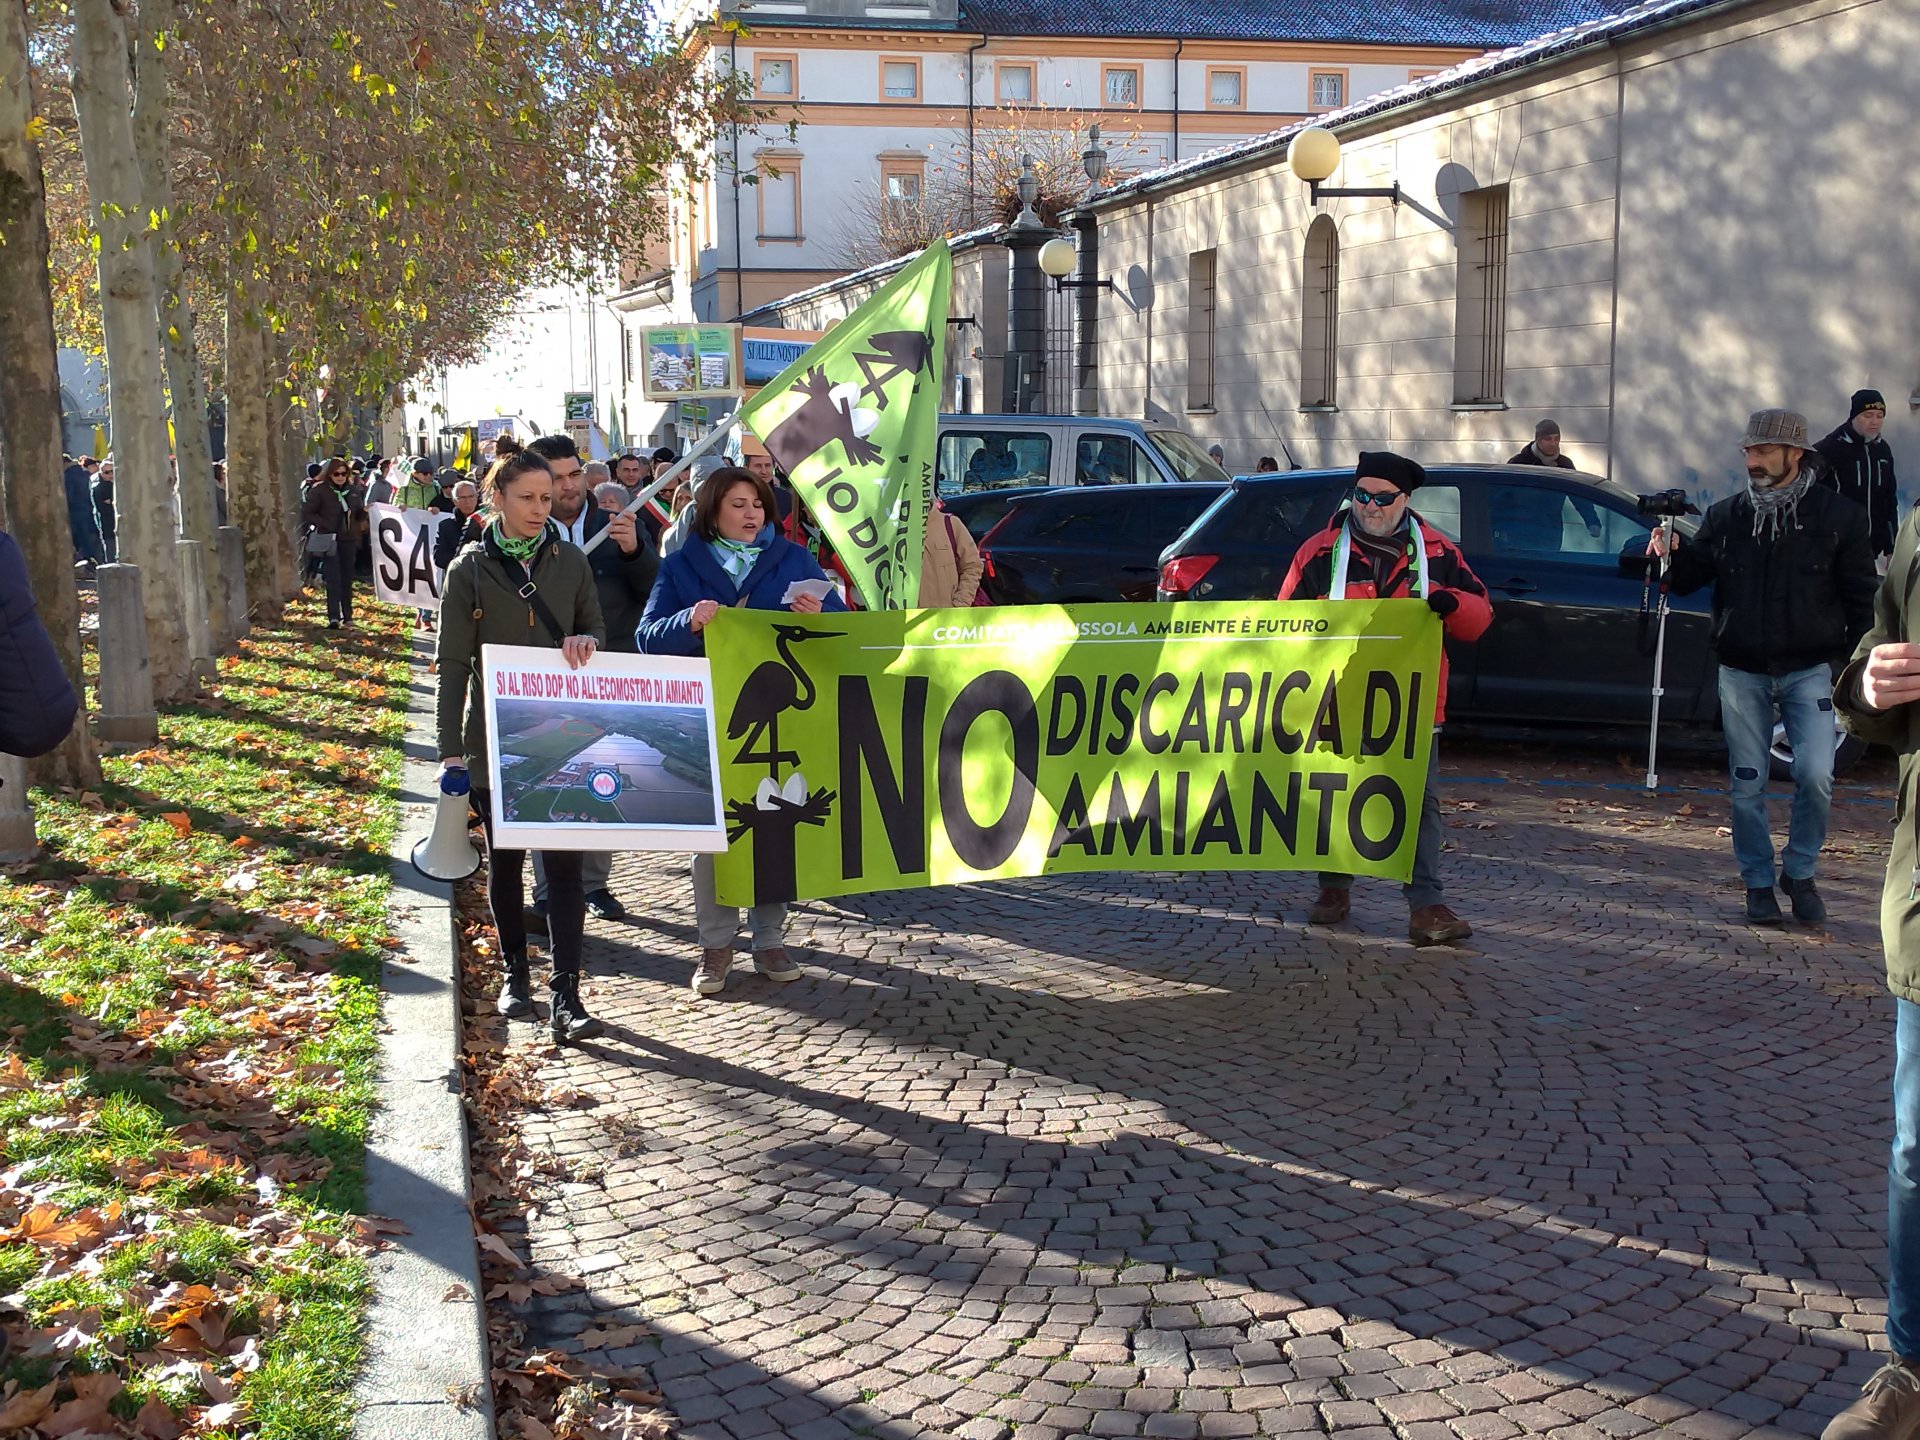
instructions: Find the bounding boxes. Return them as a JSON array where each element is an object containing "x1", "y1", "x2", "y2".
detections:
[
  {"x1": 707, "y1": 599, "x2": 1442, "y2": 906},
  {"x1": 739, "y1": 240, "x2": 951, "y2": 611}
]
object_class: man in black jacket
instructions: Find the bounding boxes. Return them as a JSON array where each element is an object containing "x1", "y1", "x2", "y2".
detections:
[
  {"x1": 1653, "y1": 409, "x2": 1879, "y2": 925},
  {"x1": 1817, "y1": 388, "x2": 1900, "y2": 565},
  {"x1": 524, "y1": 433, "x2": 661, "y2": 927},
  {"x1": 63, "y1": 461, "x2": 104, "y2": 568},
  {"x1": 1509, "y1": 417, "x2": 1575, "y2": 469}
]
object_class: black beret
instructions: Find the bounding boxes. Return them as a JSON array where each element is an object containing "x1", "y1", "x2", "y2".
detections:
[{"x1": 1356, "y1": 451, "x2": 1424, "y2": 494}]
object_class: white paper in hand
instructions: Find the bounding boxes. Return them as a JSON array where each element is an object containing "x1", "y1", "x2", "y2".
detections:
[{"x1": 781, "y1": 578, "x2": 837, "y2": 606}]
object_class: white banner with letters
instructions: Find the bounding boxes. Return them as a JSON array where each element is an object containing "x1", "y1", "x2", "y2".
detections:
[{"x1": 369, "y1": 502, "x2": 443, "y2": 610}]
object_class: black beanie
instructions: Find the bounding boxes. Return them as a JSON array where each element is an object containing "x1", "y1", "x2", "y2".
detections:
[
  {"x1": 1356, "y1": 451, "x2": 1425, "y2": 494},
  {"x1": 1851, "y1": 389, "x2": 1887, "y2": 419}
]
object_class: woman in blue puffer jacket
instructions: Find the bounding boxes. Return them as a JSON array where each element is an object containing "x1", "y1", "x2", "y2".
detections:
[{"x1": 636, "y1": 465, "x2": 847, "y2": 999}]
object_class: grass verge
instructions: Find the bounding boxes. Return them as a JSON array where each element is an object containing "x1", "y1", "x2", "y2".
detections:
[{"x1": 0, "y1": 595, "x2": 411, "y2": 1439}]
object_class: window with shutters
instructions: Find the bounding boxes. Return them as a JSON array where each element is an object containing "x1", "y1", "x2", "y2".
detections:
[
  {"x1": 1103, "y1": 66, "x2": 1141, "y2": 108},
  {"x1": 1309, "y1": 68, "x2": 1346, "y2": 110},
  {"x1": 1301, "y1": 216, "x2": 1339, "y2": 408},
  {"x1": 881, "y1": 57, "x2": 920, "y2": 100},
  {"x1": 755, "y1": 153, "x2": 801, "y2": 240},
  {"x1": 1206, "y1": 67, "x2": 1245, "y2": 109},
  {"x1": 755, "y1": 54, "x2": 796, "y2": 98},
  {"x1": 1187, "y1": 250, "x2": 1217, "y2": 411},
  {"x1": 1453, "y1": 185, "x2": 1511, "y2": 403},
  {"x1": 880, "y1": 158, "x2": 925, "y2": 222}
]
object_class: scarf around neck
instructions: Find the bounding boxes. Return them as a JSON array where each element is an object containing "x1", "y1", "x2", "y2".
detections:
[
  {"x1": 488, "y1": 518, "x2": 544, "y2": 563},
  {"x1": 1330, "y1": 512, "x2": 1429, "y2": 599},
  {"x1": 709, "y1": 535, "x2": 760, "y2": 584},
  {"x1": 1748, "y1": 463, "x2": 1814, "y2": 540}
]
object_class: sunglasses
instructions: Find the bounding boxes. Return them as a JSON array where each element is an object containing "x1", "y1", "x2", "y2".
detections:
[{"x1": 1350, "y1": 487, "x2": 1401, "y2": 507}]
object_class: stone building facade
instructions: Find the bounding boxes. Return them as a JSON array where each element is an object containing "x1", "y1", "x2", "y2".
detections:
[{"x1": 1071, "y1": 0, "x2": 1919, "y2": 500}]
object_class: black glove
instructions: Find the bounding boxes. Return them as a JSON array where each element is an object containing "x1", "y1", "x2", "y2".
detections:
[{"x1": 1427, "y1": 590, "x2": 1459, "y2": 618}]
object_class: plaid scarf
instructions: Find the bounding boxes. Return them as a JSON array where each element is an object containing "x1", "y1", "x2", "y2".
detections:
[{"x1": 1748, "y1": 462, "x2": 1815, "y2": 540}]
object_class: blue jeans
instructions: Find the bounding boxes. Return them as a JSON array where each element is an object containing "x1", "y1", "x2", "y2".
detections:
[
  {"x1": 1716, "y1": 663, "x2": 1835, "y2": 889},
  {"x1": 1891, "y1": 1001, "x2": 1920, "y2": 1358},
  {"x1": 1320, "y1": 738, "x2": 1446, "y2": 911}
]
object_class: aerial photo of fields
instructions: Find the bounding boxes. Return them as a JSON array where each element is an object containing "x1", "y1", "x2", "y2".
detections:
[{"x1": 494, "y1": 702, "x2": 719, "y2": 828}]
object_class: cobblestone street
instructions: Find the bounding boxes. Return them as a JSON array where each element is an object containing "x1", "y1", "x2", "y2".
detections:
[{"x1": 488, "y1": 744, "x2": 1903, "y2": 1440}]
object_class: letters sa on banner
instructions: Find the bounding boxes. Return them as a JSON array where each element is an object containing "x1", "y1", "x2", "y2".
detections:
[
  {"x1": 368, "y1": 502, "x2": 443, "y2": 610},
  {"x1": 705, "y1": 600, "x2": 1443, "y2": 907}
]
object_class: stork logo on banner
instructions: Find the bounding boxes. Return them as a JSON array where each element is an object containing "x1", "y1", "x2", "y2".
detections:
[{"x1": 720, "y1": 622, "x2": 847, "y2": 902}]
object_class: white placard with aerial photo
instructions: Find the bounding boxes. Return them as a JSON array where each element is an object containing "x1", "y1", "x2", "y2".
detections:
[{"x1": 479, "y1": 645, "x2": 727, "y2": 852}]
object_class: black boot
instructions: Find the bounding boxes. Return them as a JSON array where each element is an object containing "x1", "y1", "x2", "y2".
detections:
[
  {"x1": 1745, "y1": 886, "x2": 1784, "y2": 926},
  {"x1": 497, "y1": 950, "x2": 532, "y2": 1018},
  {"x1": 549, "y1": 973, "x2": 602, "y2": 1044},
  {"x1": 1780, "y1": 874, "x2": 1827, "y2": 924}
]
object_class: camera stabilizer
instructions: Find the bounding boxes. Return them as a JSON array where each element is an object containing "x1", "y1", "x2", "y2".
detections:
[{"x1": 1636, "y1": 489, "x2": 1700, "y2": 791}]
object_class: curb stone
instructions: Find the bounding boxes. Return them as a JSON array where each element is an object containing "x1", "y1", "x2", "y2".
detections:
[{"x1": 352, "y1": 636, "x2": 495, "y2": 1440}]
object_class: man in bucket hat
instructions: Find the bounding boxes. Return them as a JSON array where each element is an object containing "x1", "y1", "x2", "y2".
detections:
[
  {"x1": 1279, "y1": 451, "x2": 1493, "y2": 946},
  {"x1": 1650, "y1": 409, "x2": 1878, "y2": 924}
]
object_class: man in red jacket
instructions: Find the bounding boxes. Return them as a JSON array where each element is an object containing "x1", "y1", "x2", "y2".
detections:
[{"x1": 1279, "y1": 451, "x2": 1493, "y2": 946}]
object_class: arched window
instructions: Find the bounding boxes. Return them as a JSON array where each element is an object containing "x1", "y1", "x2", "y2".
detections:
[{"x1": 1301, "y1": 215, "x2": 1339, "y2": 408}]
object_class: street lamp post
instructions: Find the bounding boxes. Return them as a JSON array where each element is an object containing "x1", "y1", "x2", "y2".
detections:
[
  {"x1": 1039, "y1": 127, "x2": 1113, "y2": 416},
  {"x1": 1000, "y1": 156, "x2": 1051, "y2": 414}
]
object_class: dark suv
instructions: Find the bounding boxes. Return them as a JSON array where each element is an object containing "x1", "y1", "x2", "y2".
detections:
[
  {"x1": 977, "y1": 483, "x2": 1227, "y2": 606},
  {"x1": 1156, "y1": 465, "x2": 1722, "y2": 729}
]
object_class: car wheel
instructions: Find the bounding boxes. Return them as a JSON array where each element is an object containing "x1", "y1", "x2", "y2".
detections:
[{"x1": 1769, "y1": 720, "x2": 1865, "y2": 781}]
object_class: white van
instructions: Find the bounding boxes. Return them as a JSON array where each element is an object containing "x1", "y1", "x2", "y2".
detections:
[{"x1": 936, "y1": 415, "x2": 1229, "y2": 495}]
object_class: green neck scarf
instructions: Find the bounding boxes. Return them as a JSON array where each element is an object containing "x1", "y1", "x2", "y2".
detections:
[
  {"x1": 489, "y1": 519, "x2": 542, "y2": 563},
  {"x1": 709, "y1": 535, "x2": 760, "y2": 583}
]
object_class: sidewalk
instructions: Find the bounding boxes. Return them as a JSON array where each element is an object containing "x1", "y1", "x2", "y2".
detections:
[{"x1": 482, "y1": 745, "x2": 1895, "y2": 1440}]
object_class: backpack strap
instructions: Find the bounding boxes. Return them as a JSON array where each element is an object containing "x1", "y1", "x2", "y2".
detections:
[{"x1": 492, "y1": 549, "x2": 567, "y2": 644}]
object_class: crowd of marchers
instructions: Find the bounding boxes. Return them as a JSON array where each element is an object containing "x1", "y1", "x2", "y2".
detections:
[{"x1": 9, "y1": 388, "x2": 1915, "y2": 1440}]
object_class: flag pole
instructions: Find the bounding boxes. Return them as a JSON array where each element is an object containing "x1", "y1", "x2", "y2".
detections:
[{"x1": 581, "y1": 414, "x2": 740, "y2": 555}]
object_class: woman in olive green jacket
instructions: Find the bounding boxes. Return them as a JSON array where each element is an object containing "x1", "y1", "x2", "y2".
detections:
[{"x1": 436, "y1": 451, "x2": 607, "y2": 1042}]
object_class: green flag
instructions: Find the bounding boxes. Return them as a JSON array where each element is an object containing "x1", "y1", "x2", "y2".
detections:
[{"x1": 740, "y1": 240, "x2": 951, "y2": 610}]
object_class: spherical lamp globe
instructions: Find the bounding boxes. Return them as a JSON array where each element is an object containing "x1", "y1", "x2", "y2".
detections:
[
  {"x1": 1287, "y1": 127, "x2": 1341, "y2": 184},
  {"x1": 1038, "y1": 237, "x2": 1077, "y2": 278}
]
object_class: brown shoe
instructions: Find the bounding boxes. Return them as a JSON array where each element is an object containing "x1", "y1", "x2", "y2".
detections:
[
  {"x1": 1409, "y1": 904, "x2": 1472, "y2": 947},
  {"x1": 1824, "y1": 1358, "x2": 1920, "y2": 1440},
  {"x1": 753, "y1": 947, "x2": 801, "y2": 982},
  {"x1": 1307, "y1": 886, "x2": 1350, "y2": 925},
  {"x1": 692, "y1": 947, "x2": 731, "y2": 997}
]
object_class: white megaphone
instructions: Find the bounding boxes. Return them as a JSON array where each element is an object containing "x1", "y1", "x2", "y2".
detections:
[{"x1": 412, "y1": 765, "x2": 482, "y2": 881}]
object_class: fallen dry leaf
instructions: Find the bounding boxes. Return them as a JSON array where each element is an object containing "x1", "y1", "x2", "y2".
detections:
[
  {"x1": 476, "y1": 1232, "x2": 526, "y2": 1268},
  {"x1": 0, "y1": 1382, "x2": 58, "y2": 1429},
  {"x1": 160, "y1": 811, "x2": 193, "y2": 837},
  {"x1": 133, "y1": 1395, "x2": 185, "y2": 1439},
  {"x1": 576, "y1": 1324, "x2": 647, "y2": 1350}
]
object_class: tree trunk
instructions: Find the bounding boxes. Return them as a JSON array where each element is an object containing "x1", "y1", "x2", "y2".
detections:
[
  {"x1": 272, "y1": 339, "x2": 303, "y2": 600},
  {"x1": 70, "y1": 0, "x2": 189, "y2": 699},
  {"x1": 130, "y1": 0, "x2": 225, "y2": 646},
  {"x1": 224, "y1": 278, "x2": 282, "y2": 618},
  {"x1": 0, "y1": 0, "x2": 100, "y2": 789}
]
